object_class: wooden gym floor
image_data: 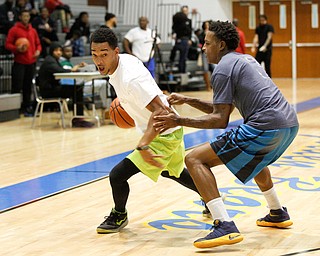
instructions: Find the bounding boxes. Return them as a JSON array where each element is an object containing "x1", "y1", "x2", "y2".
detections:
[{"x1": 0, "y1": 79, "x2": 319, "y2": 256}]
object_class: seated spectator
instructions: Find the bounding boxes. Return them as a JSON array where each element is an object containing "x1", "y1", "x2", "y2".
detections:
[
  {"x1": 66, "y1": 12, "x2": 90, "y2": 44},
  {"x1": 37, "y1": 42, "x2": 93, "y2": 127},
  {"x1": 45, "y1": 0, "x2": 72, "y2": 33},
  {"x1": 32, "y1": 7, "x2": 59, "y2": 58},
  {"x1": 13, "y1": 0, "x2": 38, "y2": 23},
  {"x1": 104, "y1": 12, "x2": 117, "y2": 29},
  {"x1": 0, "y1": 0, "x2": 16, "y2": 35},
  {"x1": 64, "y1": 29, "x2": 85, "y2": 57},
  {"x1": 60, "y1": 44, "x2": 107, "y2": 109}
]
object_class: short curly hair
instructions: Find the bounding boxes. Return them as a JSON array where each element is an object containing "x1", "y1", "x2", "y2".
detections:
[
  {"x1": 90, "y1": 27, "x2": 118, "y2": 49},
  {"x1": 208, "y1": 20, "x2": 239, "y2": 51}
]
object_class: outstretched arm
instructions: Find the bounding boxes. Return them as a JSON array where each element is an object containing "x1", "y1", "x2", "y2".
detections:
[
  {"x1": 154, "y1": 103, "x2": 233, "y2": 133},
  {"x1": 167, "y1": 93, "x2": 214, "y2": 114}
]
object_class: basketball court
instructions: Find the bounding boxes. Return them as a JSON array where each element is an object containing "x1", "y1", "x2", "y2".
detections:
[{"x1": 0, "y1": 78, "x2": 319, "y2": 255}]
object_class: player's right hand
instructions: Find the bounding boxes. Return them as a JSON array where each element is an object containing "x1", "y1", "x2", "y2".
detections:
[
  {"x1": 167, "y1": 93, "x2": 187, "y2": 105},
  {"x1": 138, "y1": 149, "x2": 164, "y2": 168}
]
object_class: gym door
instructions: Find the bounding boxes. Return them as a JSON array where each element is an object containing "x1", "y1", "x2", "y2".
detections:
[
  {"x1": 233, "y1": 0, "x2": 320, "y2": 78},
  {"x1": 233, "y1": 1, "x2": 292, "y2": 78}
]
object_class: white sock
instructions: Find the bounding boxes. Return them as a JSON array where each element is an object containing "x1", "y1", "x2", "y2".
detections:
[
  {"x1": 262, "y1": 187, "x2": 282, "y2": 210},
  {"x1": 206, "y1": 197, "x2": 231, "y2": 222}
]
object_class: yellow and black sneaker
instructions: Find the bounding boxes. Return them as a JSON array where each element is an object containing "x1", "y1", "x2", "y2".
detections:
[
  {"x1": 256, "y1": 207, "x2": 293, "y2": 228},
  {"x1": 193, "y1": 219, "x2": 244, "y2": 248},
  {"x1": 96, "y1": 208, "x2": 128, "y2": 234}
]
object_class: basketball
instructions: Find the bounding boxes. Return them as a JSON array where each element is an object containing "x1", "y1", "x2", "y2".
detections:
[
  {"x1": 15, "y1": 37, "x2": 30, "y2": 52},
  {"x1": 109, "y1": 98, "x2": 135, "y2": 128}
]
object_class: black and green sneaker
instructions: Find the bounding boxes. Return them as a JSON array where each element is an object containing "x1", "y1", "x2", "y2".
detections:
[
  {"x1": 96, "y1": 208, "x2": 128, "y2": 234},
  {"x1": 201, "y1": 199, "x2": 212, "y2": 218}
]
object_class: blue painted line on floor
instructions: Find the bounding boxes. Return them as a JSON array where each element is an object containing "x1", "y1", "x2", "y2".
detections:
[
  {"x1": 1, "y1": 97, "x2": 319, "y2": 213},
  {"x1": 296, "y1": 96, "x2": 320, "y2": 112},
  {"x1": 1, "y1": 152, "x2": 128, "y2": 213}
]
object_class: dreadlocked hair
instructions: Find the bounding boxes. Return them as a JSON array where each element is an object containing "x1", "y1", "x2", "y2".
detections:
[
  {"x1": 90, "y1": 26, "x2": 118, "y2": 49},
  {"x1": 208, "y1": 20, "x2": 240, "y2": 51}
]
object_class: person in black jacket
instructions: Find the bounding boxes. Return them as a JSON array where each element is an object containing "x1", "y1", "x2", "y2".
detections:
[
  {"x1": 37, "y1": 42, "x2": 93, "y2": 127},
  {"x1": 66, "y1": 12, "x2": 90, "y2": 43},
  {"x1": 32, "y1": 7, "x2": 59, "y2": 58},
  {"x1": 169, "y1": 5, "x2": 192, "y2": 73},
  {"x1": 0, "y1": 0, "x2": 15, "y2": 35}
]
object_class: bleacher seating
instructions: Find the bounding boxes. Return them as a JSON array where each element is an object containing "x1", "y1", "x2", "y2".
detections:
[
  {"x1": 0, "y1": 0, "x2": 208, "y2": 123},
  {"x1": 0, "y1": 52, "x2": 20, "y2": 121},
  {"x1": 157, "y1": 43, "x2": 206, "y2": 92}
]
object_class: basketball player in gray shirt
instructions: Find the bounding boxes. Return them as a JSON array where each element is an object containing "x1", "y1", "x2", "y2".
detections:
[{"x1": 154, "y1": 20, "x2": 299, "y2": 249}]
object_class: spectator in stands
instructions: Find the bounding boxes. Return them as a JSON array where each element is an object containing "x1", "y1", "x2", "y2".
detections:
[
  {"x1": 13, "y1": 0, "x2": 38, "y2": 23},
  {"x1": 5, "y1": 9, "x2": 41, "y2": 117},
  {"x1": 59, "y1": 44, "x2": 83, "y2": 68},
  {"x1": 64, "y1": 29, "x2": 85, "y2": 57},
  {"x1": 196, "y1": 20, "x2": 214, "y2": 91},
  {"x1": 123, "y1": 16, "x2": 160, "y2": 78},
  {"x1": 37, "y1": 42, "x2": 94, "y2": 127},
  {"x1": 170, "y1": 5, "x2": 192, "y2": 74},
  {"x1": 32, "y1": 7, "x2": 59, "y2": 58},
  {"x1": 232, "y1": 18, "x2": 246, "y2": 54},
  {"x1": 104, "y1": 12, "x2": 117, "y2": 29},
  {"x1": 0, "y1": 0, "x2": 16, "y2": 35},
  {"x1": 66, "y1": 11, "x2": 90, "y2": 44},
  {"x1": 45, "y1": 0, "x2": 72, "y2": 33}
]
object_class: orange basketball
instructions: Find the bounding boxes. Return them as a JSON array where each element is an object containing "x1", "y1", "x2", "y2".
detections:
[
  {"x1": 109, "y1": 98, "x2": 135, "y2": 128},
  {"x1": 15, "y1": 37, "x2": 30, "y2": 52}
]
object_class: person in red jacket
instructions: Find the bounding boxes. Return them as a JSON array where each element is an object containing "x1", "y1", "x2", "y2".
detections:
[
  {"x1": 232, "y1": 18, "x2": 246, "y2": 54},
  {"x1": 45, "y1": 0, "x2": 72, "y2": 33},
  {"x1": 5, "y1": 9, "x2": 41, "y2": 116}
]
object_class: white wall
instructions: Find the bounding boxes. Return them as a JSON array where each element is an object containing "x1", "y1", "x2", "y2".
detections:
[{"x1": 161, "y1": 0, "x2": 233, "y2": 21}]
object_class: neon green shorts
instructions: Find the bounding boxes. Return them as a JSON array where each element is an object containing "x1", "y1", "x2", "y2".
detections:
[{"x1": 127, "y1": 128, "x2": 185, "y2": 182}]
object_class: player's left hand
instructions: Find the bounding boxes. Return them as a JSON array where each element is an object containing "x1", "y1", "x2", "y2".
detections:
[{"x1": 138, "y1": 149, "x2": 164, "y2": 168}]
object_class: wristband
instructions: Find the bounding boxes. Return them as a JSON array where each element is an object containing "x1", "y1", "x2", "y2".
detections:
[{"x1": 136, "y1": 145, "x2": 149, "y2": 151}]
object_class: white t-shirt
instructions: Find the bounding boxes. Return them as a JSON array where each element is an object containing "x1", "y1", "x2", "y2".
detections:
[
  {"x1": 109, "y1": 54, "x2": 179, "y2": 134},
  {"x1": 124, "y1": 27, "x2": 161, "y2": 62}
]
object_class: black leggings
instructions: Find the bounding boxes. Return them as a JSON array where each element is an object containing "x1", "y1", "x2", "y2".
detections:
[{"x1": 109, "y1": 158, "x2": 199, "y2": 212}]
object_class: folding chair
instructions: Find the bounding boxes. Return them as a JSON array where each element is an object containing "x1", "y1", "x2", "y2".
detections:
[{"x1": 31, "y1": 82, "x2": 69, "y2": 128}]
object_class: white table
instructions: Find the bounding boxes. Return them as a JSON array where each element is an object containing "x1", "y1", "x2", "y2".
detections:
[
  {"x1": 54, "y1": 71, "x2": 105, "y2": 81},
  {"x1": 54, "y1": 72, "x2": 107, "y2": 127}
]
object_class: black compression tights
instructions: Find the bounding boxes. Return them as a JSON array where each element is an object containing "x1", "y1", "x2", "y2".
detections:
[{"x1": 108, "y1": 158, "x2": 199, "y2": 212}]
